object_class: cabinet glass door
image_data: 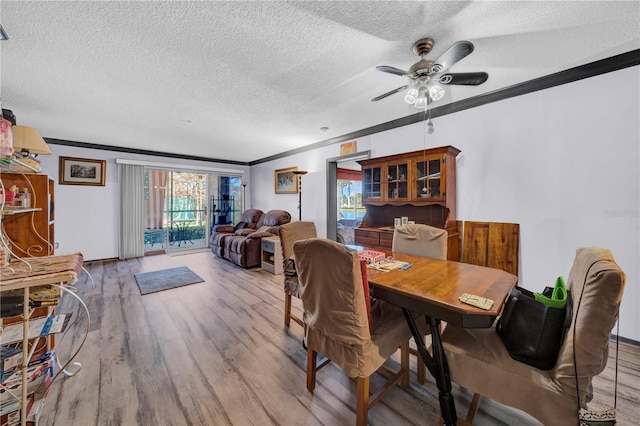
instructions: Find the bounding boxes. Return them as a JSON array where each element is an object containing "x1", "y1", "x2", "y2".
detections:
[
  {"x1": 362, "y1": 166, "x2": 382, "y2": 200},
  {"x1": 414, "y1": 157, "x2": 443, "y2": 199},
  {"x1": 387, "y1": 161, "x2": 409, "y2": 200}
]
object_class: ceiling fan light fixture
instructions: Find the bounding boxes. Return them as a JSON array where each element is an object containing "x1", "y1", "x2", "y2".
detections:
[
  {"x1": 371, "y1": 37, "x2": 487, "y2": 105},
  {"x1": 429, "y1": 84, "x2": 446, "y2": 101},
  {"x1": 404, "y1": 87, "x2": 418, "y2": 104}
]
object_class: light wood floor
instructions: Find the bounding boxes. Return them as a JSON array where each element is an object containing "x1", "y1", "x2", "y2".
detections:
[{"x1": 40, "y1": 251, "x2": 640, "y2": 425}]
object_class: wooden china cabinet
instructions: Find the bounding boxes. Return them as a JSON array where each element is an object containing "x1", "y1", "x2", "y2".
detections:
[{"x1": 356, "y1": 145, "x2": 461, "y2": 260}]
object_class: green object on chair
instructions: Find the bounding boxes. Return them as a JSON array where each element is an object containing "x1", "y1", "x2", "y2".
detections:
[{"x1": 534, "y1": 276, "x2": 567, "y2": 308}]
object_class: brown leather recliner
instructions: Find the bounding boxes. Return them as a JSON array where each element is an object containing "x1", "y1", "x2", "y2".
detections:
[
  {"x1": 211, "y1": 209, "x2": 292, "y2": 268},
  {"x1": 210, "y1": 208, "x2": 263, "y2": 259}
]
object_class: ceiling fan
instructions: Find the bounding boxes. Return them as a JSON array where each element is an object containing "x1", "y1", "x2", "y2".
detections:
[{"x1": 371, "y1": 38, "x2": 488, "y2": 107}]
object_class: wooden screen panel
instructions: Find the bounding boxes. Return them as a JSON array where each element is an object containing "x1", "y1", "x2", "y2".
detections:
[{"x1": 462, "y1": 222, "x2": 519, "y2": 276}]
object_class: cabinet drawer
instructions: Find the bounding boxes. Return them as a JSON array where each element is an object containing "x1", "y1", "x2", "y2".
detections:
[
  {"x1": 379, "y1": 232, "x2": 393, "y2": 248},
  {"x1": 355, "y1": 230, "x2": 379, "y2": 245},
  {"x1": 356, "y1": 230, "x2": 380, "y2": 240},
  {"x1": 262, "y1": 238, "x2": 275, "y2": 251},
  {"x1": 355, "y1": 235, "x2": 379, "y2": 247}
]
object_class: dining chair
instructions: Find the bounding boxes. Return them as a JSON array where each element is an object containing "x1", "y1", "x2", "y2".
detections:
[
  {"x1": 392, "y1": 223, "x2": 447, "y2": 383},
  {"x1": 392, "y1": 223, "x2": 448, "y2": 259},
  {"x1": 293, "y1": 238, "x2": 421, "y2": 426},
  {"x1": 278, "y1": 221, "x2": 317, "y2": 328},
  {"x1": 440, "y1": 246, "x2": 626, "y2": 425}
]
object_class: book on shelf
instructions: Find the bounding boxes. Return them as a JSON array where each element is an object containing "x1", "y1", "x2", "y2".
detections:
[
  {"x1": 0, "y1": 352, "x2": 54, "y2": 425},
  {"x1": 0, "y1": 313, "x2": 72, "y2": 345},
  {"x1": 0, "y1": 347, "x2": 22, "y2": 378},
  {"x1": 0, "y1": 351, "x2": 55, "y2": 404},
  {"x1": 0, "y1": 398, "x2": 21, "y2": 416}
]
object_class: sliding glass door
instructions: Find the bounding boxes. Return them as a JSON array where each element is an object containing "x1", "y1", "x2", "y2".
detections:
[
  {"x1": 166, "y1": 171, "x2": 208, "y2": 252},
  {"x1": 144, "y1": 169, "x2": 242, "y2": 254},
  {"x1": 144, "y1": 169, "x2": 208, "y2": 253}
]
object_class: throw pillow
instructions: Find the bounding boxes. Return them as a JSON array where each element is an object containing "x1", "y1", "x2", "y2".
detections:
[
  {"x1": 359, "y1": 259, "x2": 373, "y2": 332},
  {"x1": 247, "y1": 225, "x2": 279, "y2": 239},
  {"x1": 234, "y1": 221, "x2": 249, "y2": 231}
]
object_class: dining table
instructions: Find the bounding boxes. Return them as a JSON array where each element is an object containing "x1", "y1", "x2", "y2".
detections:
[
  {"x1": 364, "y1": 251, "x2": 518, "y2": 426},
  {"x1": 171, "y1": 220, "x2": 194, "y2": 247}
]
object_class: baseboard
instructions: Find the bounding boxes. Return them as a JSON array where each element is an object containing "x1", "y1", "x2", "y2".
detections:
[{"x1": 613, "y1": 334, "x2": 640, "y2": 347}]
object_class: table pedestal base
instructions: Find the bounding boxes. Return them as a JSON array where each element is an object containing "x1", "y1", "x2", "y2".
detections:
[{"x1": 402, "y1": 309, "x2": 458, "y2": 426}]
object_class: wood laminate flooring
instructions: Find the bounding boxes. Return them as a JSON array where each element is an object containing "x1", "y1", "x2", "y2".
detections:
[{"x1": 40, "y1": 252, "x2": 640, "y2": 425}]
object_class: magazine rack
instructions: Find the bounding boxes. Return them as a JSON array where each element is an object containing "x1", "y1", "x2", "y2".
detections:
[{"x1": 1, "y1": 253, "x2": 91, "y2": 426}]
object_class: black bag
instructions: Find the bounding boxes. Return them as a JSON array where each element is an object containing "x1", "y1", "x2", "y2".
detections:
[{"x1": 496, "y1": 284, "x2": 572, "y2": 370}]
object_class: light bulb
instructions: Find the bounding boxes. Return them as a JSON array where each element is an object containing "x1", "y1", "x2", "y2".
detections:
[
  {"x1": 426, "y1": 119, "x2": 435, "y2": 134},
  {"x1": 429, "y1": 84, "x2": 446, "y2": 102},
  {"x1": 404, "y1": 88, "x2": 418, "y2": 104},
  {"x1": 414, "y1": 96, "x2": 427, "y2": 109}
]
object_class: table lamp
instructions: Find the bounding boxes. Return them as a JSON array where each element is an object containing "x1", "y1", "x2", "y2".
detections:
[{"x1": 12, "y1": 125, "x2": 52, "y2": 171}]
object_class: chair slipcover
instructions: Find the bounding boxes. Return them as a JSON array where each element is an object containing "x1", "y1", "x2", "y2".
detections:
[
  {"x1": 392, "y1": 223, "x2": 447, "y2": 259},
  {"x1": 279, "y1": 221, "x2": 317, "y2": 298},
  {"x1": 294, "y1": 238, "x2": 413, "y2": 378},
  {"x1": 441, "y1": 246, "x2": 626, "y2": 425},
  {"x1": 392, "y1": 223, "x2": 445, "y2": 383}
]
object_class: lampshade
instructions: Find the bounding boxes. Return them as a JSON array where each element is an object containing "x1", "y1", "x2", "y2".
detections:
[
  {"x1": 429, "y1": 84, "x2": 446, "y2": 101},
  {"x1": 11, "y1": 125, "x2": 52, "y2": 155},
  {"x1": 404, "y1": 88, "x2": 418, "y2": 104}
]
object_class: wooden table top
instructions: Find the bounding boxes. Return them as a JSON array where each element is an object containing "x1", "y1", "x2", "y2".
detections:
[{"x1": 366, "y1": 252, "x2": 518, "y2": 328}]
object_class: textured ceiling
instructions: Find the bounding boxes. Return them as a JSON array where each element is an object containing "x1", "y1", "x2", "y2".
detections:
[{"x1": 1, "y1": 1, "x2": 638, "y2": 163}]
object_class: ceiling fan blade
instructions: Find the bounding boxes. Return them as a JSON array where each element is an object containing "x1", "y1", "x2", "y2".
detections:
[
  {"x1": 438, "y1": 72, "x2": 488, "y2": 86},
  {"x1": 429, "y1": 41, "x2": 474, "y2": 74},
  {"x1": 371, "y1": 85, "x2": 409, "y2": 102},
  {"x1": 375, "y1": 65, "x2": 410, "y2": 76}
]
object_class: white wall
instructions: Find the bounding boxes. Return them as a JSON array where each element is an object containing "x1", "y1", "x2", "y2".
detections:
[
  {"x1": 252, "y1": 66, "x2": 640, "y2": 341},
  {"x1": 37, "y1": 146, "x2": 250, "y2": 261}
]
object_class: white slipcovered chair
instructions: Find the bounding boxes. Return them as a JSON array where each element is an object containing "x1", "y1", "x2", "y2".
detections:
[
  {"x1": 440, "y1": 247, "x2": 626, "y2": 425},
  {"x1": 392, "y1": 223, "x2": 447, "y2": 383}
]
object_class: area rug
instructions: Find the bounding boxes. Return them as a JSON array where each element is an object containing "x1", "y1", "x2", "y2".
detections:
[{"x1": 134, "y1": 266, "x2": 204, "y2": 295}]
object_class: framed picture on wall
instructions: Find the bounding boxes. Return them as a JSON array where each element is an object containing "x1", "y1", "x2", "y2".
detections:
[
  {"x1": 59, "y1": 157, "x2": 106, "y2": 186},
  {"x1": 274, "y1": 166, "x2": 298, "y2": 194}
]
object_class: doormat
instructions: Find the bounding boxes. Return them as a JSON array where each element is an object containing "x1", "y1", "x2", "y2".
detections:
[{"x1": 134, "y1": 266, "x2": 204, "y2": 295}]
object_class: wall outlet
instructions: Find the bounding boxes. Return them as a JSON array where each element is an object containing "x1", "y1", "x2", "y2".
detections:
[{"x1": 54, "y1": 242, "x2": 59, "y2": 249}]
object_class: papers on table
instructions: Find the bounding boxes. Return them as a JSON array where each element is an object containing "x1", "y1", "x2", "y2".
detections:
[{"x1": 367, "y1": 260, "x2": 410, "y2": 272}]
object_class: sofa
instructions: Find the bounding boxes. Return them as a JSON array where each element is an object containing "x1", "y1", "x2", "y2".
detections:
[{"x1": 210, "y1": 209, "x2": 291, "y2": 268}]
